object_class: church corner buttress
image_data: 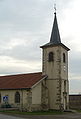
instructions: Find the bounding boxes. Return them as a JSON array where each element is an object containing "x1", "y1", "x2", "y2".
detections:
[{"x1": 40, "y1": 12, "x2": 70, "y2": 110}]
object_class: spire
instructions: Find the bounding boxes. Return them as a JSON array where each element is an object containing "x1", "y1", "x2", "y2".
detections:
[
  {"x1": 50, "y1": 12, "x2": 61, "y2": 44},
  {"x1": 40, "y1": 9, "x2": 70, "y2": 51}
]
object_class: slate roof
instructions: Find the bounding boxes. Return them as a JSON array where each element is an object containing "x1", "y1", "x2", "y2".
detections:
[
  {"x1": 0, "y1": 72, "x2": 46, "y2": 90},
  {"x1": 50, "y1": 12, "x2": 61, "y2": 44},
  {"x1": 40, "y1": 42, "x2": 70, "y2": 51},
  {"x1": 40, "y1": 12, "x2": 70, "y2": 51}
]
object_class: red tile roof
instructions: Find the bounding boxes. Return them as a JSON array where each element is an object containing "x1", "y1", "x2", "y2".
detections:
[{"x1": 0, "y1": 72, "x2": 46, "y2": 90}]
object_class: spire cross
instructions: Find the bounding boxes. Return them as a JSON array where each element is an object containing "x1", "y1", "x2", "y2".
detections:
[{"x1": 54, "y1": 3, "x2": 56, "y2": 13}]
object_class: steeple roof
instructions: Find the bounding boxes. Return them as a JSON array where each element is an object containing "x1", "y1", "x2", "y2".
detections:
[
  {"x1": 50, "y1": 12, "x2": 61, "y2": 44},
  {"x1": 40, "y1": 12, "x2": 70, "y2": 51}
]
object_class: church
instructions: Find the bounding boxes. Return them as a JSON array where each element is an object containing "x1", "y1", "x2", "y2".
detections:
[{"x1": 0, "y1": 11, "x2": 70, "y2": 111}]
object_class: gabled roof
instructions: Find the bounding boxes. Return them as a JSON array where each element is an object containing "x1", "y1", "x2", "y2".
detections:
[{"x1": 0, "y1": 72, "x2": 46, "y2": 90}]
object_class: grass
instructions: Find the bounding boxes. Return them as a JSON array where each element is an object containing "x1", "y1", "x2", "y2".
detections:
[
  {"x1": 0, "y1": 110, "x2": 64, "y2": 115},
  {"x1": 76, "y1": 109, "x2": 81, "y2": 113}
]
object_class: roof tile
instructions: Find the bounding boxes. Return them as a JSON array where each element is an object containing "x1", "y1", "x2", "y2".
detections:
[{"x1": 0, "y1": 72, "x2": 46, "y2": 90}]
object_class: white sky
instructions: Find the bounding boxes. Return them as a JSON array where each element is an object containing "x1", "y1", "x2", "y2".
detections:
[{"x1": 0, "y1": 0, "x2": 81, "y2": 94}]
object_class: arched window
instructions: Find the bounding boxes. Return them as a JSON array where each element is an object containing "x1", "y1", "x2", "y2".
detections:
[
  {"x1": 15, "y1": 92, "x2": 20, "y2": 103},
  {"x1": 0, "y1": 94, "x2": 1, "y2": 103},
  {"x1": 48, "y1": 52, "x2": 54, "y2": 62},
  {"x1": 63, "y1": 53, "x2": 66, "y2": 63}
]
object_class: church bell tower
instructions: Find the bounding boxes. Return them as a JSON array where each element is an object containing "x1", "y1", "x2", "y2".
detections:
[{"x1": 40, "y1": 11, "x2": 70, "y2": 110}]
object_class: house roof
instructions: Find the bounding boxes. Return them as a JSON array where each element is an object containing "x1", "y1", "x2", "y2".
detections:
[{"x1": 0, "y1": 72, "x2": 46, "y2": 90}]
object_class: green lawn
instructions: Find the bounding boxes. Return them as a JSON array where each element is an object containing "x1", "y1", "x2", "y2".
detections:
[
  {"x1": 0, "y1": 110, "x2": 64, "y2": 115},
  {"x1": 76, "y1": 110, "x2": 81, "y2": 113}
]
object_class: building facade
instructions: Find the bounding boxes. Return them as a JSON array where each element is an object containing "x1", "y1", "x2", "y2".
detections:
[{"x1": 0, "y1": 12, "x2": 70, "y2": 111}]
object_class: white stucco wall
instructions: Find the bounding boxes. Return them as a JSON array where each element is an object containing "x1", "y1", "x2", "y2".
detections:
[
  {"x1": 32, "y1": 82, "x2": 41, "y2": 104},
  {"x1": 47, "y1": 79, "x2": 59, "y2": 109}
]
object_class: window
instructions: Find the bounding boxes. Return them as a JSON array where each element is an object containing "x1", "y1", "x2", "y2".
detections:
[
  {"x1": 63, "y1": 53, "x2": 66, "y2": 63},
  {"x1": 0, "y1": 94, "x2": 1, "y2": 103},
  {"x1": 64, "y1": 80, "x2": 66, "y2": 92},
  {"x1": 48, "y1": 52, "x2": 54, "y2": 62},
  {"x1": 15, "y1": 92, "x2": 20, "y2": 103}
]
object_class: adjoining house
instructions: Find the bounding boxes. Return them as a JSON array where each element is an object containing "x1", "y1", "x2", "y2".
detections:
[
  {"x1": 69, "y1": 95, "x2": 81, "y2": 109},
  {"x1": 0, "y1": 11, "x2": 70, "y2": 111}
]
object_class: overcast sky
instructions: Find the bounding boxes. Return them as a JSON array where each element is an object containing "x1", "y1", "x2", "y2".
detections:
[{"x1": 0, "y1": 0, "x2": 81, "y2": 94}]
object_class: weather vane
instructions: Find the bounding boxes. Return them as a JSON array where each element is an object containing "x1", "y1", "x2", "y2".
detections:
[{"x1": 54, "y1": 3, "x2": 56, "y2": 13}]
